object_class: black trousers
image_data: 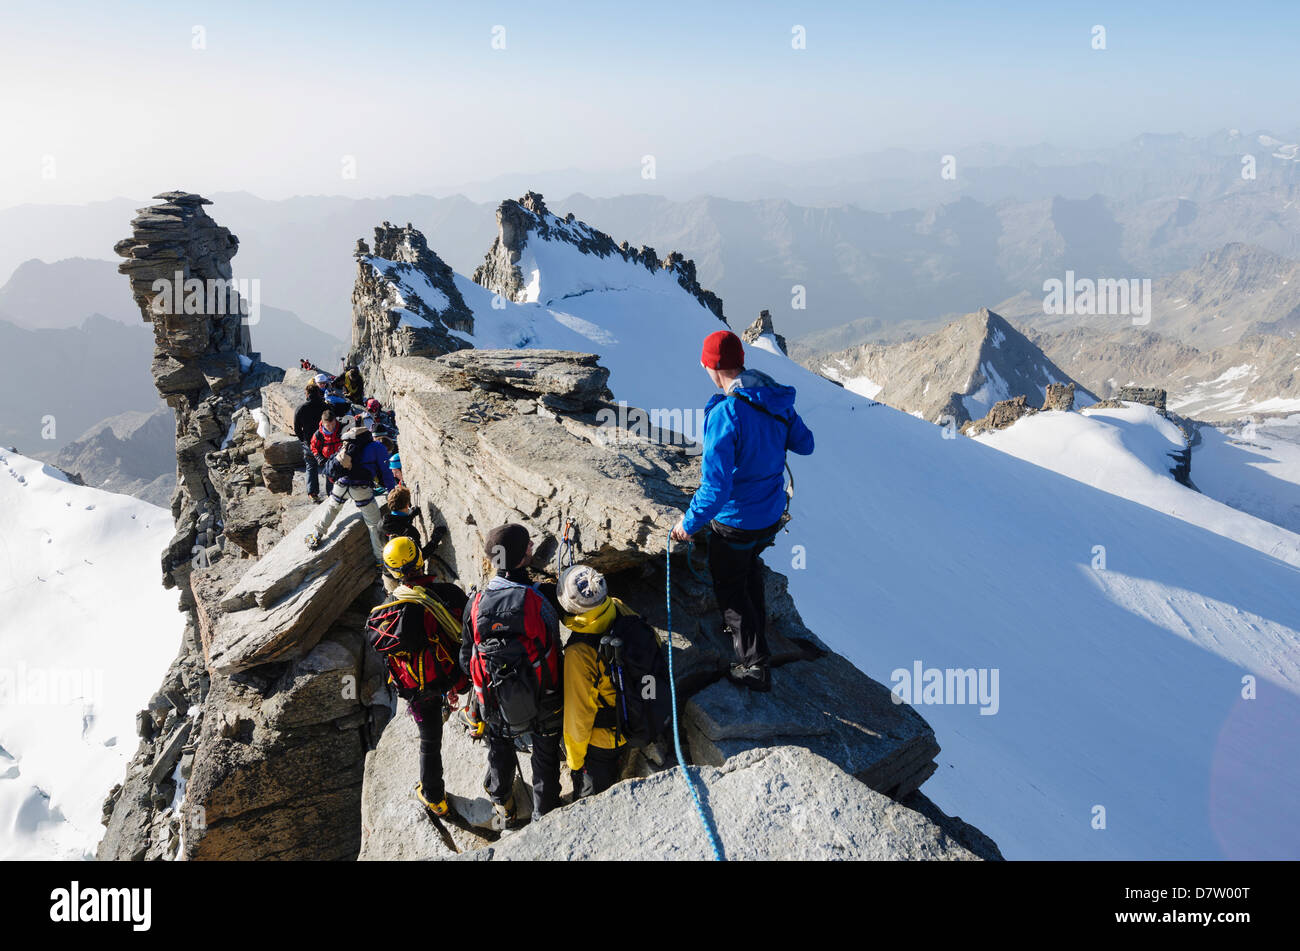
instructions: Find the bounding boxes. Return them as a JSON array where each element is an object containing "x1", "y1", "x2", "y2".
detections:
[
  {"x1": 486, "y1": 726, "x2": 562, "y2": 818},
  {"x1": 577, "y1": 744, "x2": 623, "y2": 798},
  {"x1": 706, "y1": 519, "x2": 781, "y2": 668},
  {"x1": 409, "y1": 697, "x2": 446, "y2": 801}
]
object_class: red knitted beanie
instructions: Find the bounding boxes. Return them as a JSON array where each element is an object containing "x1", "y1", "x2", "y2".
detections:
[{"x1": 701, "y1": 330, "x2": 745, "y2": 371}]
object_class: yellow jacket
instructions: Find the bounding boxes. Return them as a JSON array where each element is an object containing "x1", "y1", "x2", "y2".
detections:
[{"x1": 563, "y1": 596, "x2": 634, "y2": 771}]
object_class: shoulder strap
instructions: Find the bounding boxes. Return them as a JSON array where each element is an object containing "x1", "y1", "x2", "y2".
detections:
[{"x1": 727, "y1": 391, "x2": 792, "y2": 428}]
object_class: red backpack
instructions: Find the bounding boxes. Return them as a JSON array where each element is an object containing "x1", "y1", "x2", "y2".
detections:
[{"x1": 365, "y1": 586, "x2": 463, "y2": 700}]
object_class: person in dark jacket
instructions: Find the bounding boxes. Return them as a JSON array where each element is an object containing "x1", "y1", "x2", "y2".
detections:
[
  {"x1": 672, "y1": 330, "x2": 814, "y2": 692},
  {"x1": 459, "y1": 523, "x2": 563, "y2": 828},
  {"x1": 376, "y1": 536, "x2": 470, "y2": 818},
  {"x1": 293, "y1": 383, "x2": 328, "y2": 502},
  {"x1": 304, "y1": 426, "x2": 395, "y2": 564}
]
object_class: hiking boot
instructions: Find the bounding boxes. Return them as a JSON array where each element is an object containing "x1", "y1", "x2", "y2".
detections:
[
  {"x1": 415, "y1": 782, "x2": 449, "y2": 817},
  {"x1": 489, "y1": 792, "x2": 516, "y2": 831},
  {"x1": 308, "y1": 493, "x2": 321, "y2": 504},
  {"x1": 726, "y1": 663, "x2": 771, "y2": 693}
]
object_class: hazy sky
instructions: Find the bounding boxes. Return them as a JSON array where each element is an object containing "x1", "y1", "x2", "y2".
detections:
[{"x1": 3, "y1": 0, "x2": 1298, "y2": 207}]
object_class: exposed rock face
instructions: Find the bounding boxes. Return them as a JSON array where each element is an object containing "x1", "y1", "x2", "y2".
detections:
[
  {"x1": 472, "y1": 192, "x2": 726, "y2": 322},
  {"x1": 350, "y1": 224, "x2": 476, "y2": 375},
  {"x1": 811, "y1": 308, "x2": 1094, "y2": 425},
  {"x1": 101, "y1": 194, "x2": 381, "y2": 862},
  {"x1": 1041, "y1": 382, "x2": 1076, "y2": 412},
  {"x1": 1117, "y1": 385, "x2": 1168, "y2": 416},
  {"x1": 112, "y1": 191, "x2": 284, "y2": 599},
  {"x1": 961, "y1": 394, "x2": 1036, "y2": 436},
  {"x1": 742, "y1": 309, "x2": 788, "y2": 356},
  {"x1": 457, "y1": 746, "x2": 990, "y2": 861}
]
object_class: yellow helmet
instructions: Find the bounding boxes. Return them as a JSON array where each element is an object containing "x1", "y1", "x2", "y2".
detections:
[{"x1": 383, "y1": 536, "x2": 423, "y2": 580}]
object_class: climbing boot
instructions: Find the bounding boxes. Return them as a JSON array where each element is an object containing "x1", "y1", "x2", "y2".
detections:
[
  {"x1": 415, "y1": 782, "x2": 449, "y2": 818},
  {"x1": 304, "y1": 532, "x2": 322, "y2": 550},
  {"x1": 726, "y1": 663, "x2": 771, "y2": 693},
  {"x1": 488, "y1": 792, "x2": 516, "y2": 831}
]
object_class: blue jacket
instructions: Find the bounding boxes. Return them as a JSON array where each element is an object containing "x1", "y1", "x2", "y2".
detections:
[
  {"x1": 682, "y1": 368, "x2": 814, "y2": 535},
  {"x1": 336, "y1": 439, "x2": 396, "y2": 490}
]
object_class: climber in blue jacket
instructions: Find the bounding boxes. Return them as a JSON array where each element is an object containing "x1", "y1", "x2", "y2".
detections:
[{"x1": 672, "y1": 330, "x2": 814, "y2": 692}]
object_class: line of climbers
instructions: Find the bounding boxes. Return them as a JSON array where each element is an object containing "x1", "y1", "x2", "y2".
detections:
[
  {"x1": 293, "y1": 361, "x2": 402, "y2": 563},
  {"x1": 295, "y1": 331, "x2": 815, "y2": 828}
]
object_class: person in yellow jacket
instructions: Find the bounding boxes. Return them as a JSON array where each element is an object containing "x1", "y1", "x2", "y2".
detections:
[{"x1": 559, "y1": 564, "x2": 631, "y2": 798}]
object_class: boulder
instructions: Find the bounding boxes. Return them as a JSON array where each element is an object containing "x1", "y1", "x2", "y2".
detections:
[
  {"x1": 458, "y1": 746, "x2": 981, "y2": 861},
  {"x1": 204, "y1": 507, "x2": 375, "y2": 672},
  {"x1": 262, "y1": 431, "x2": 303, "y2": 469},
  {"x1": 683, "y1": 652, "x2": 940, "y2": 798}
]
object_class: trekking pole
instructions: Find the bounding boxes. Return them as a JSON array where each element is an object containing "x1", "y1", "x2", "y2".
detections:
[
  {"x1": 608, "y1": 637, "x2": 631, "y2": 728},
  {"x1": 666, "y1": 532, "x2": 724, "y2": 861}
]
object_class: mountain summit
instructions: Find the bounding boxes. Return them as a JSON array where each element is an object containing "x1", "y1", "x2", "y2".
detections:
[{"x1": 814, "y1": 307, "x2": 1095, "y2": 425}]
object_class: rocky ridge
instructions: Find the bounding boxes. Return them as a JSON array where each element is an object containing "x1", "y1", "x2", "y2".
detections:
[
  {"x1": 471, "y1": 191, "x2": 726, "y2": 321},
  {"x1": 101, "y1": 194, "x2": 1001, "y2": 862}
]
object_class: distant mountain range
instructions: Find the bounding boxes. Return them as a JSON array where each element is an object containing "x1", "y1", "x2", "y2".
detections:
[{"x1": 4, "y1": 130, "x2": 1298, "y2": 349}]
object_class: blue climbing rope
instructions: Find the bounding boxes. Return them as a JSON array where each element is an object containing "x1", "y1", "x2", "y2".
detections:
[{"x1": 666, "y1": 531, "x2": 724, "y2": 861}]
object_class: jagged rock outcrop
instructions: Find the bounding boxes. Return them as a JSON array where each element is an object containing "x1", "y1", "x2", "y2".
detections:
[
  {"x1": 101, "y1": 194, "x2": 383, "y2": 861},
  {"x1": 1116, "y1": 385, "x2": 1168, "y2": 416},
  {"x1": 961, "y1": 395, "x2": 1036, "y2": 436},
  {"x1": 112, "y1": 191, "x2": 284, "y2": 600},
  {"x1": 350, "y1": 223, "x2": 476, "y2": 373},
  {"x1": 812, "y1": 307, "x2": 1094, "y2": 425},
  {"x1": 472, "y1": 192, "x2": 726, "y2": 322},
  {"x1": 742, "y1": 309, "x2": 788, "y2": 356},
  {"x1": 1042, "y1": 382, "x2": 1076, "y2": 413}
]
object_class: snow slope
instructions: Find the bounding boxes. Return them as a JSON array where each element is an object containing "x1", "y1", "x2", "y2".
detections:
[
  {"x1": 382, "y1": 212, "x2": 1300, "y2": 860},
  {"x1": 974, "y1": 404, "x2": 1300, "y2": 566},
  {"x1": 0, "y1": 449, "x2": 181, "y2": 859},
  {"x1": 1192, "y1": 415, "x2": 1300, "y2": 536}
]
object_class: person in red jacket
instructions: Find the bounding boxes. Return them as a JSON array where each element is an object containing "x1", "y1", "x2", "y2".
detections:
[{"x1": 310, "y1": 410, "x2": 343, "y2": 495}]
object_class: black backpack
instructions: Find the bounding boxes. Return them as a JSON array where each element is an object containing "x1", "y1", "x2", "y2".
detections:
[
  {"x1": 573, "y1": 614, "x2": 671, "y2": 748},
  {"x1": 466, "y1": 586, "x2": 561, "y2": 738},
  {"x1": 325, "y1": 428, "x2": 373, "y2": 482}
]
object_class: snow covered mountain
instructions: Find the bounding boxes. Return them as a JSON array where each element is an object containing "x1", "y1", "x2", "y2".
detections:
[
  {"x1": 0, "y1": 448, "x2": 181, "y2": 859},
  {"x1": 356, "y1": 195, "x2": 1300, "y2": 859},
  {"x1": 810, "y1": 308, "x2": 1095, "y2": 426}
]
